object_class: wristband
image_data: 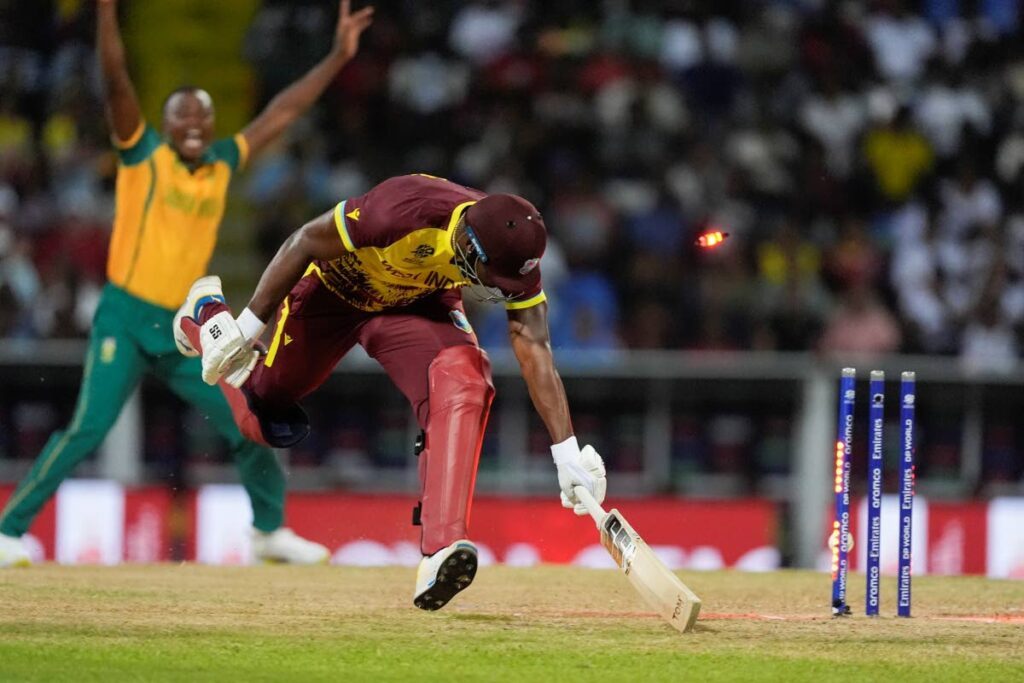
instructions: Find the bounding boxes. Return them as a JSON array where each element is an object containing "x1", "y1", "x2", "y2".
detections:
[
  {"x1": 550, "y1": 435, "x2": 580, "y2": 465},
  {"x1": 236, "y1": 307, "x2": 267, "y2": 343}
]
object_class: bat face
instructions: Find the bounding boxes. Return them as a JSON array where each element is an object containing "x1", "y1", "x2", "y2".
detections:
[{"x1": 600, "y1": 509, "x2": 702, "y2": 633}]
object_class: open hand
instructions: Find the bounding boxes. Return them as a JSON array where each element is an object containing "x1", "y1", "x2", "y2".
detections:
[{"x1": 333, "y1": 0, "x2": 375, "y2": 62}]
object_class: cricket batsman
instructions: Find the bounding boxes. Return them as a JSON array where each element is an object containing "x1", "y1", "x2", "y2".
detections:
[
  {"x1": 0, "y1": 0, "x2": 374, "y2": 567},
  {"x1": 173, "y1": 173, "x2": 608, "y2": 609}
]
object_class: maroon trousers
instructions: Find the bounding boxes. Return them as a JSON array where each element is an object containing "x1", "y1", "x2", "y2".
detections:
[
  {"x1": 250, "y1": 275, "x2": 475, "y2": 424},
  {"x1": 197, "y1": 274, "x2": 494, "y2": 555}
]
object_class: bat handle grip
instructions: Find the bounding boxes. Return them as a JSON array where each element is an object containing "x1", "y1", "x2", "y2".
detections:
[{"x1": 573, "y1": 485, "x2": 606, "y2": 528}]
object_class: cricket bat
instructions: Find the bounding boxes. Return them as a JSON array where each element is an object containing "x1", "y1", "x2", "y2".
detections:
[{"x1": 574, "y1": 486, "x2": 702, "y2": 633}]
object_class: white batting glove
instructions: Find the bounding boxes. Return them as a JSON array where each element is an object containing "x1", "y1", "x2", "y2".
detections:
[
  {"x1": 551, "y1": 437, "x2": 607, "y2": 516},
  {"x1": 199, "y1": 311, "x2": 259, "y2": 388}
]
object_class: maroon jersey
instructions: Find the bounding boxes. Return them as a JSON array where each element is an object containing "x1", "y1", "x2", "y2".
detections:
[{"x1": 309, "y1": 174, "x2": 545, "y2": 312}]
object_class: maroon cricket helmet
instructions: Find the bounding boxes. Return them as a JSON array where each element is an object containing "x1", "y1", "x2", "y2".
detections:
[{"x1": 464, "y1": 193, "x2": 547, "y2": 296}]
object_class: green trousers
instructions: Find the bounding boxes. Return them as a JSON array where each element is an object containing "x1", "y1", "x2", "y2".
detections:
[{"x1": 0, "y1": 284, "x2": 285, "y2": 537}]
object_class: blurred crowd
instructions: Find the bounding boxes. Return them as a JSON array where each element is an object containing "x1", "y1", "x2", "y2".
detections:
[{"x1": 3, "y1": 0, "x2": 1024, "y2": 369}]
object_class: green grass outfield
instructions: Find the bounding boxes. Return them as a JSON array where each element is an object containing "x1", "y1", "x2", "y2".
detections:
[{"x1": 1, "y1": 564, "x2": 1022, "y2": 682}]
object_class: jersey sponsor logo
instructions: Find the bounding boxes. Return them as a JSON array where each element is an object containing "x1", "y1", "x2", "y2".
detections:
[
  {"x1": 346, "y1": 207, "x2": 361, "y2": 221},
  {"x1": 164, "y1": 186, "x2": 221, "y2": 218},
  {"x1": 519, "y1": 258, "x2": 540, "y2": 275},
  {"x1": 284, "y1": 334, "x2": 293, "y2": 346},
  {"x1": 449, "y1": 309, "x2": 473, "y2": 334}
]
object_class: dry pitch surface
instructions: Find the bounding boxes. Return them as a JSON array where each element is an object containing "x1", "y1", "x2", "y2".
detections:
[{"x1": 1, "y1": 565, "x2": 1022, "y2": 682}]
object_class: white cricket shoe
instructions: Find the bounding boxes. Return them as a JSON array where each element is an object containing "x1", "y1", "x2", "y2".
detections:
[
  {"x1": 0, "y1": 533, "x2": 31, "y2": 568},
  {"x1": 173, "y1": 275, "x2": 226, "y2": 357},
  {"x1": 413, "y1": 539, "x2": 478, "y2": 611},
  {"x1": 251, "y1": 527, "x2": 329, "y2": 565}
]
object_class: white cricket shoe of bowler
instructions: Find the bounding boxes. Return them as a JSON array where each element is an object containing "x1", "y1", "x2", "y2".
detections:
[
  {"x1": 173, "y1": 275, "x2": 227, "y2": 357},
  {"x1": 0, "y1": 533, "x2": 31, "y2": 568},
  {"x1": 251, "y1": 527, "x2": 329, "y2": 565},
  {"x1": 413, "y1": 539, "x2": 478, "y2": 611}
]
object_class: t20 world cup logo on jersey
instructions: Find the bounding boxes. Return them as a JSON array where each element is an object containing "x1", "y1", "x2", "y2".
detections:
[{"x1": 405, "y1": 243, "x2": 436, "y2": 266}]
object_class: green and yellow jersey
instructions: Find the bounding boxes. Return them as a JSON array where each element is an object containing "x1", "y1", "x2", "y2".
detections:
[{"x1": 107, "y1": 122, "x2": 248, "y2": 310}]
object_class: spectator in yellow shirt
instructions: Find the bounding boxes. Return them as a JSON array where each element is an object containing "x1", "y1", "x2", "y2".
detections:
[{"x1": 863, "y1": 106, "x2": 934, "y2": 204}]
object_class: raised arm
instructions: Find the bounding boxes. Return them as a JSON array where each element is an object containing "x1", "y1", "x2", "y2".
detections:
[
  {"x1": 96, "y1": 0, "x2": 143, "y2": 142},
  {"x1": 241, "y1": 0, "x2": 374, "y2": 157},
  {"x1": 245, "y1": 209, "x2": 346, "y2": 323}
]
